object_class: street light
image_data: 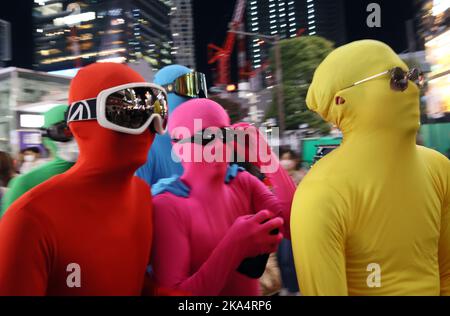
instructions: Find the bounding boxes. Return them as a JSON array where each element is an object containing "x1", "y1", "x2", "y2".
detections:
[{"x1": 228, "y1": 29, "x2": 286, "y2": 135}]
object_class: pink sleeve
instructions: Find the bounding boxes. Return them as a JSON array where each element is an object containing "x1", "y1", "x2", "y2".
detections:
[
  {"x1": 247, "y1": 156, "x2": 296, "y2": 239},
  {"x1": 151, "y1": 195, "x2": 244, "y2": 296}
]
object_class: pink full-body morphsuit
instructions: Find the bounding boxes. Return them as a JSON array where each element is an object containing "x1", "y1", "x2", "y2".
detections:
[{"x1": 151, "y1": 99, "x2": 296, "y2": 296}]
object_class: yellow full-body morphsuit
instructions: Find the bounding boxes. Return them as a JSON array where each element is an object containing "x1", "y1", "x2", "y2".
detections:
[{"x1": 291, "y1": 40, "x2": 450, "y2": 295}]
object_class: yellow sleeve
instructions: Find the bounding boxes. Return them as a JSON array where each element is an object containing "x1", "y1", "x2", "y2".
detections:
[
  {"x1": 440, "y1": 200, "x2": 450, "y2": 295},
  {"x1": 291, "y1": 181, "x2": 348, "y2": 296}
]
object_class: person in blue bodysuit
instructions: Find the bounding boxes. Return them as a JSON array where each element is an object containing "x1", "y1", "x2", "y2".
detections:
[{"x1": 136, "y1": 65, "x2": 207, "y2": 189}]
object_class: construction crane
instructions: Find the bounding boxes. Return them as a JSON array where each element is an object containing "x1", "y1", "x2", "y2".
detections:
[{"x1": 207, "y1": 0, "x2": 247, "y2": 88}]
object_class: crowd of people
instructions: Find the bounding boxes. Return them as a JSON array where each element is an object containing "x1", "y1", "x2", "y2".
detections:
[{"x1": 0, "y1": 40, "x2": 448, "y2": 296}]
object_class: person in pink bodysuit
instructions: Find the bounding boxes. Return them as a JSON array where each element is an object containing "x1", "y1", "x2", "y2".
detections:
[{"x1": 151, "y1": 98, "x2": 296, "y2": 296}]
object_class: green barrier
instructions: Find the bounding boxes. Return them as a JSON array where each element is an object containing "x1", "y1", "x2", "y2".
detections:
[
  {"x1": 301, "y1": 124, "x2": 449, "y2": 168},
  {"x1": 301, "y1": 137, "x2": 342, "y2": 168},
  {"x1": 420, "y1": 123, "x2": 450, "y2": 157}
]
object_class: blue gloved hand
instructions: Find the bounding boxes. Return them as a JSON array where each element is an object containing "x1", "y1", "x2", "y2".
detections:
[
  {"x1": 225, "y1": 164, "x2": 245, "y2": 184},
  {"x1": 151, "y1": 175, "x2": 190, "y2": 197}
]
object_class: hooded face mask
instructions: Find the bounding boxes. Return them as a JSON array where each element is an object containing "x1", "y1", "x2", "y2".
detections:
[
  {"x1": 307, "y1": 40, "x2": 420, "y2": 145},
  {"x1": 68, "y1": 63, "x2": 154, "y2": 175},
  {"x1": 169, "y1": 99, "x2": 231, "y2": 182},
  {"x1": 41, "y1": 104, "x2": 80, "y2": 162}
]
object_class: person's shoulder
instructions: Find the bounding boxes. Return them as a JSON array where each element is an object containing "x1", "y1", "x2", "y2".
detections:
[
  {"x1": 417, "y1": 145, "x2": 449, "y2": 166},
  {"x1": 133, "y1": 175, "x2": 151, "y2": 190},
  {"x1": 153, "y1": 191, "x2": 184, "y2": 206},
  {"x1": 227, "y1": 169, "x2": 262, "y2": 192},
  {"x1": 152, "y1": 191, "x2": 190, "y2": 224},
  {"x1": 15, "y1": 160, "x2": 60, "y2": 184},
  {"x1": 9, "y1": 172, "x2": 67, "y2": 208},
  {"x1": 7, "y1": 173, "x2": 29, "y2": 191}
]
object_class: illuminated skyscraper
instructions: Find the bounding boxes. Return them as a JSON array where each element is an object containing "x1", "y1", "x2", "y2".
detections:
[
  {"x1": 245, "y1": 0, "x2": 346, "y2": 70},
  {"x1": 33, "y1": 0, "x2": 174, "y2": 72},
  {"x1": 169, "y1": 0, "x2": 196, "y2": 68}
]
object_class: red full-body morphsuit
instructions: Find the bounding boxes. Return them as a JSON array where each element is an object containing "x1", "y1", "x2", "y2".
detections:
[
  {"x1": 0, "y1": 63, "x2": 156, "y2": 295},
  {"x1": 151, "y1": 99, "x2": 296, "y2": 296}
]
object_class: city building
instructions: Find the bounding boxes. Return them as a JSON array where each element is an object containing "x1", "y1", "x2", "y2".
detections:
[
  {"x1": 32, "y1": 0, "x2": 174, "y2": 72},
  {"x1": 168, "y1": 0, "x2": 196, "y2": 68},
  {"x1": 245, "y1": 0, "x2": 347, "y2": 71},
  {"x1": 417, "y1": 0, "x2": 449, "y2": 118},
  {"x1": 0, "y1": 19, "x2": 11, "y2": 66},
  {"x1": 0, "y1": 67, "x2": 71, "y2": 152}
]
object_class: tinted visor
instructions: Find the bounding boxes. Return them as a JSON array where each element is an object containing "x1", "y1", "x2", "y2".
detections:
[
  {"x1": 165, "y1": 72, "x2": 208, "y2": 98},
  {"x1": 105, "y1": 86, "x2": 168, "y2": 130},
  {"x1": 174, "y1": 127, "x2": 234, "y2": 146},
  {"x1": 41, "y1": 121, "x2": 73, "y2": 142}
]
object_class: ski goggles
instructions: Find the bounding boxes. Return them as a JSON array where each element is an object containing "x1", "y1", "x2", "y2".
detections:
[
  {"x1": 345, "y1": 67, "x2": 425, "y2": 92},
  {"x1": 67, "y1": 83, "x2": 169, "y2": 135},
  {"x1": 172, "y1": 127, "x2": 235, "y2": 146},
  {"x1": 40, "y1": 121, "x2": 73, "y2": 142},
  {"x1": 162, "y1": 72, "x2": 208, "y2": 98}
]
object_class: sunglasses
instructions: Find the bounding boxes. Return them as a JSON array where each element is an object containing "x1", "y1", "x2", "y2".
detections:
[
  {"x1": 345, "y1": 67, "x2": 425, "y2": 92},
  {"x1": 162, "y1": 72, "x2": 208, "y2": 99},
  {"x1": 67, "y1": 83, "x2": 169, "y2": 135},
  {"x1": 40, "y1": 121, "x2": 73, "y2": 142},
  {"x1": 172, "y1": 127, "x2": 235, "y2": 146}
]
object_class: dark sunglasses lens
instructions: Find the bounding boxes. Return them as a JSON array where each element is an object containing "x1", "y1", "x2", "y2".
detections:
[
  {"x1": 390, "y1": 68, "x2": 408, "y2": 91},
  {"x1": 408, "y1": 68, "x2": 425, "y2": 88},
  {"x1": 182, "y1": 128, "x2": 233, "y2": 146},
  {"x1": 408, "y1": 68, "x2": 419, "y2": 81},
  {"x1": 46, "y1": 122, "x2": 73, "y2": 142},
  {"x1": 105, "y1": 87, "x2": 168, "y2": 130}
]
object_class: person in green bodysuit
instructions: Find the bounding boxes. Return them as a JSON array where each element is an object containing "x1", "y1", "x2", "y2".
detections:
[{"x1": 0, "y1": 105, "x2": 78, "y2": 216}]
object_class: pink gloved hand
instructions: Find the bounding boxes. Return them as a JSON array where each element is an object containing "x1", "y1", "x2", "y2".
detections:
[
  {"x1": 226, "y1": 209, "x2": 284, "y2": 259},
  {"x1": 232, "y1": 123, "x2": 271, "y2": 169}
]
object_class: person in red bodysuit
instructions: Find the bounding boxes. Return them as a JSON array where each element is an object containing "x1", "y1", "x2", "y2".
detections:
[{"x1": 0, "y1": 63, "x2": 169, "y2": 295}]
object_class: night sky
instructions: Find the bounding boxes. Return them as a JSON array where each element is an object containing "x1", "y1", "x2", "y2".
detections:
[{"x1": 2, "y1": 0, "x2": 416, "y2": 81}]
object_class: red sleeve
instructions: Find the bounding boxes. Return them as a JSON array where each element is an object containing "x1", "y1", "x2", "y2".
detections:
[
  {"x1": 0, "y1": 208, "x2": 52, "y2": 295},
  {"x1": 151, "y1": 195, "x2": 244, "y2": 296}
]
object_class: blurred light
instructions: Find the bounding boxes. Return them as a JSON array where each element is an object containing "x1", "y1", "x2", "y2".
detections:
[
  {"x1": 20, "y1": 115, "x2": 44, "y2": 128},
  {"x1": 19, "y1": 103, "x2": 62, "y2": 114},
  {"x1": 54, "y1": 12, "x2": 96, "y2": 26},
  {"x1": 97, "y1": 56, "x2": 126, "y2": 63},
  {"x1": 226, "y1": 84, "x2": 237, "y2": 92},
  {"x1": 48, "y1": 68, "x2": 81, "y2": 78},
  {"x1": 111, "y1": 18, "x2": 125, "y2": 26},
  {"x1": 432, "y1": 0, "x2": 450, "y2": 16},
  {"x1": 34, "y1": 0, "x2": 50, "y2": 5}
]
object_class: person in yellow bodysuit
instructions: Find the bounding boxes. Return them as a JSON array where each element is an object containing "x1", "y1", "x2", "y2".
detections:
[{"x1": 291, "y1": 40, "x2": 450, "y2": 296}]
